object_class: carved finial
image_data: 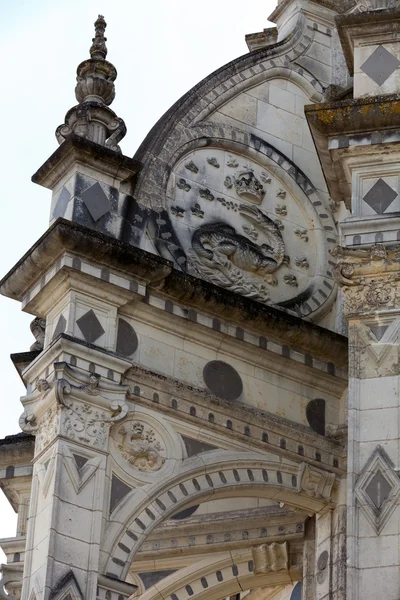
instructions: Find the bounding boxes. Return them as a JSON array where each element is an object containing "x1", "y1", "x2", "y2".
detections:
[
  {"x1": 56, "y1": 15, "x2": 127, "y2": 152},
  {"x1": 90, "y1": 15, "x2": 108, "y2": 60}
]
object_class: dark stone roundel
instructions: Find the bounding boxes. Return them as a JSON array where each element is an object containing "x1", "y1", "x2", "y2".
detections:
[
  {"x1": 203, "y1": 361, "x2": 243, "y2": 402},
  {"x1": 116, "y1": 319, "x2": 138, "y2": 357}
]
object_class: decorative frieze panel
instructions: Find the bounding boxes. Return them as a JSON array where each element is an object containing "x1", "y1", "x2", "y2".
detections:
[
  {"x1": 355, "y1": 446, "x2": 400, "y2": 535},
  {"x1": 165, "y1": 147, "x2": 337, "y2": 320}
]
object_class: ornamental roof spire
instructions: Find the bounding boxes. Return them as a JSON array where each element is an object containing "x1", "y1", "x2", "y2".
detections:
[
  {"x1": 90, "y1": 14, "x2": 108, "y2": 60},
  {"x1": 56, "y1": 15, "x2": 126, "y2": 152}
]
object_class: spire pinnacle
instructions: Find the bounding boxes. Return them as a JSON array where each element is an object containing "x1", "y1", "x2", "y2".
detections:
[
  {"x1": 90, "y1": 15, "x2": 108, "y2": 60},
  {"x1": 55, "y1": 15, "x2": 126, "y2": 152}
]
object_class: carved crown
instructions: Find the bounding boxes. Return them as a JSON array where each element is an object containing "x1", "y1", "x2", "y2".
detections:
[{"x1": 234, "y1": 170, "x2": 265, "y2": 204}]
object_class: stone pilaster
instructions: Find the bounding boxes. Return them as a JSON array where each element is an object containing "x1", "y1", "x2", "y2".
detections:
[
  {"x1": 334, "y1": 244, "x2": 400, "y2": 600},
  {"x1": 18, "y1": 363, "x2": 133, "y2": 600}
]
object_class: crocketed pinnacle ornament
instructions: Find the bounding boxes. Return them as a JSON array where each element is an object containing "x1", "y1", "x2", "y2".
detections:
[{"x1": 56, "y1": 15, "x2": 126, "y2": 152}]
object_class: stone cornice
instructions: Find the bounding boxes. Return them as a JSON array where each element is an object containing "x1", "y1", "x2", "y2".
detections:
[{"x1": 0, "y1": 219, "x2": 348, "y2": 369}]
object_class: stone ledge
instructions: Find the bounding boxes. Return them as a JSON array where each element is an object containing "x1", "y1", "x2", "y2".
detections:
[{"x1": 0, "y1": 219, "x2": 347, "y2": 368}]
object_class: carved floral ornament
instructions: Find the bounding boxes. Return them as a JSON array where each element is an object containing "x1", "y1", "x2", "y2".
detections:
[
  {"x1": 19, "y1": 363, "x2": 129, "y2": 453},
  {"x1": 167, "y1": 148, "x2": 337, "y2": 320},
  {"x1": 332, "y1": 243, "x2": 400, "y2": 316}
]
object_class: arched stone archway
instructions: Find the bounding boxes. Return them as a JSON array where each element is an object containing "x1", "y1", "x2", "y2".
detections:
[
  {"x1": 103, "y1": 452, "x2": 335, "y2": 580},
  {"x1": 130, "y1": 550, "x2": 301, "y2": 600}
]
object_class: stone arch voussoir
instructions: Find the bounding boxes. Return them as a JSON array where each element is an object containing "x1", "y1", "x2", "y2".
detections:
[{"x1": 103, "y1": 453, "x2": 335, "y2": 580}]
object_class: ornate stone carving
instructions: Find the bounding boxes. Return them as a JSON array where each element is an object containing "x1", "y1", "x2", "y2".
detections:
[
  {"x1": 277, "y1": 189, "x2": 287, "y2": 199},
  {"x1": 252, "y1": 542, "x2": 289, "y2": 574},
  {"x1": 295, "y1": 257, "x2": 309, "y2": 269},
  {"x1": 177, "y1": 179, "x2": 191, "y2": 192},
  {"x1": 298, "y1": 463, "x2": 335, "y2": 501},
  {"x1": 171, "y1": 206, "x2": 185, "y2": 218},
  {"x1": 189, "y1": 204, "x2": 285, "y2": 297},
  {"x1": 56, "y1": 376, "x2": 128, "y2": 450},
  {"x1": 199, "y1": 188, "x2": 215, "y2": 202},
  {"x1": 191, "y1": 204, "x2": 204, "y2": 218},
  {"x1": 234, "y1": 170, "x2": 265, "y2": 204},
  {"x1": 227, "y1": 155, "x2": 239, "y2": 168},
  {"x1": 224, "y1": 176, "x2": 233, "y2": 189},
  {"x1": 56, "y1": 15, "x2": 126, "y2": 151},
  {"x1": 275, "y1": 204, "x2": 287, "y2": 216},
  {"x1": 332, "y1": 243, "x2": 400, "y2": 316},
  {"x1": 116, "y1": 421, "x2": 165, "y2": 472},
  {"x1": 30, "y1": 318, "x2": 46, "y2": 352},
  {"x1": 294, "y1": 228, "x2": 309, "y2": 242},
  {"x1": 185, "y1": 161, "x2": 198, "y2": 174},
  {"x1": 260, "y1": 172, "x2": 272, "y2": 184},
  {"x1": 207, "y1": 157, "x2": 220, "y2": 168},
  {"x1": 283, "y1": 274, "x2": 298, "y2": 287}
]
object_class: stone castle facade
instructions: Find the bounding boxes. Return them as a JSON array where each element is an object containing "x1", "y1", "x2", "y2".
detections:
[{"x1": 1, "y1": 1, "x2": 400, "y2": 599}]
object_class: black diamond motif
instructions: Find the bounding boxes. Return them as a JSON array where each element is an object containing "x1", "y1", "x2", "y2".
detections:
[
  {"x1": 53, "y1": 187, "x2": 71, "y2": 219},
  {"x1": 365, "y1": 470, "x2": 392, "y2": 510},
  {"x1": 361, "y1": 45, "x2": 400, "y2": 86},
  {"x1": 76, "y1": 309, "x2": 105, "y2": 344},
  {"x1": 81, "y1": 182, "x2": 111, "y2": 222},
  {"x1": 363, "y1": 178, "x2": 398, "y2": 214}
]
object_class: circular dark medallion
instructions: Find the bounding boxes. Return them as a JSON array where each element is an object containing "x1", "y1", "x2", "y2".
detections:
[
  {"x1": 203, "y1": 361, "x2": 243, "y2": 401},
  {"x1": 116, "y1": 319, "x2": 138, "y2": 357},
  {"x1": 317, "y1": 550, "x2": 329, "y2": 572}
]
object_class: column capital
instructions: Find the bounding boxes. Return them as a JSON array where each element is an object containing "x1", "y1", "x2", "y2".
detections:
[
  {"x1": 332, "y1": 243, "x2": 400, "y2": 317},
  {"x1": 19, "y1": 362, "x2": 129, "y2": 455}
]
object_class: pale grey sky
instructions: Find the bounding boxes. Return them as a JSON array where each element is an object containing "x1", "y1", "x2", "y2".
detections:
[{"x1": 0, "y1": 0, "x2": 275, "y2": 559}]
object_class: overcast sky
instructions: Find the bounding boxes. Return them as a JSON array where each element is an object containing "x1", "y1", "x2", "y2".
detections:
[{"x1": 0, "y1": 0, "x2": 276, "y2": 560}]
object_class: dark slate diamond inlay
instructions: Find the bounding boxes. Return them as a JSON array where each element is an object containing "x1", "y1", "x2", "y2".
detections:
[
  {"x1": 52, "y1": 314, "x2": 66, "y2": 341},
  {"x1": 363, "y1": 178, "x2": 398, "y2": 214},
  {"x1": 365, "y1": 470, "x2": 392, "y2": 510},
  {"x1": 369, "y1": 324, "x2": 389, "y2": 341},
  {"x1": 361, "y1": 45, "x2": 400, "y2": 86},
  {"x1": 139, "y1": 571, "x2": 178, "y2": 590},
  {"x1": 53, "y1": 187, "x2": 71, "y2": 219},
  {"x1": 81, "y1": 182, "x2": 111, "y2": 222},
  {"x1": 76, "y1": 309, "x2": 105, "y2": 344}
]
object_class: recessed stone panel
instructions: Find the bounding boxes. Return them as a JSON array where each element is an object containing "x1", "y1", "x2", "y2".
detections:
[
  {"x1": 73, "y1": 454, "x2": 89, "y2": 472},
  {"x1": 181, "y1": 435, "x2": 218, "y2": 457},
  {"x1": 203, "y1": 361, "x2": 243, "y2": 401},
  {"x1": 369, "y1": 324, "x2": 389, "y2": 341},
  {"x1": 139, "y1": 571, "x2": 177, "y2": 590}
]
